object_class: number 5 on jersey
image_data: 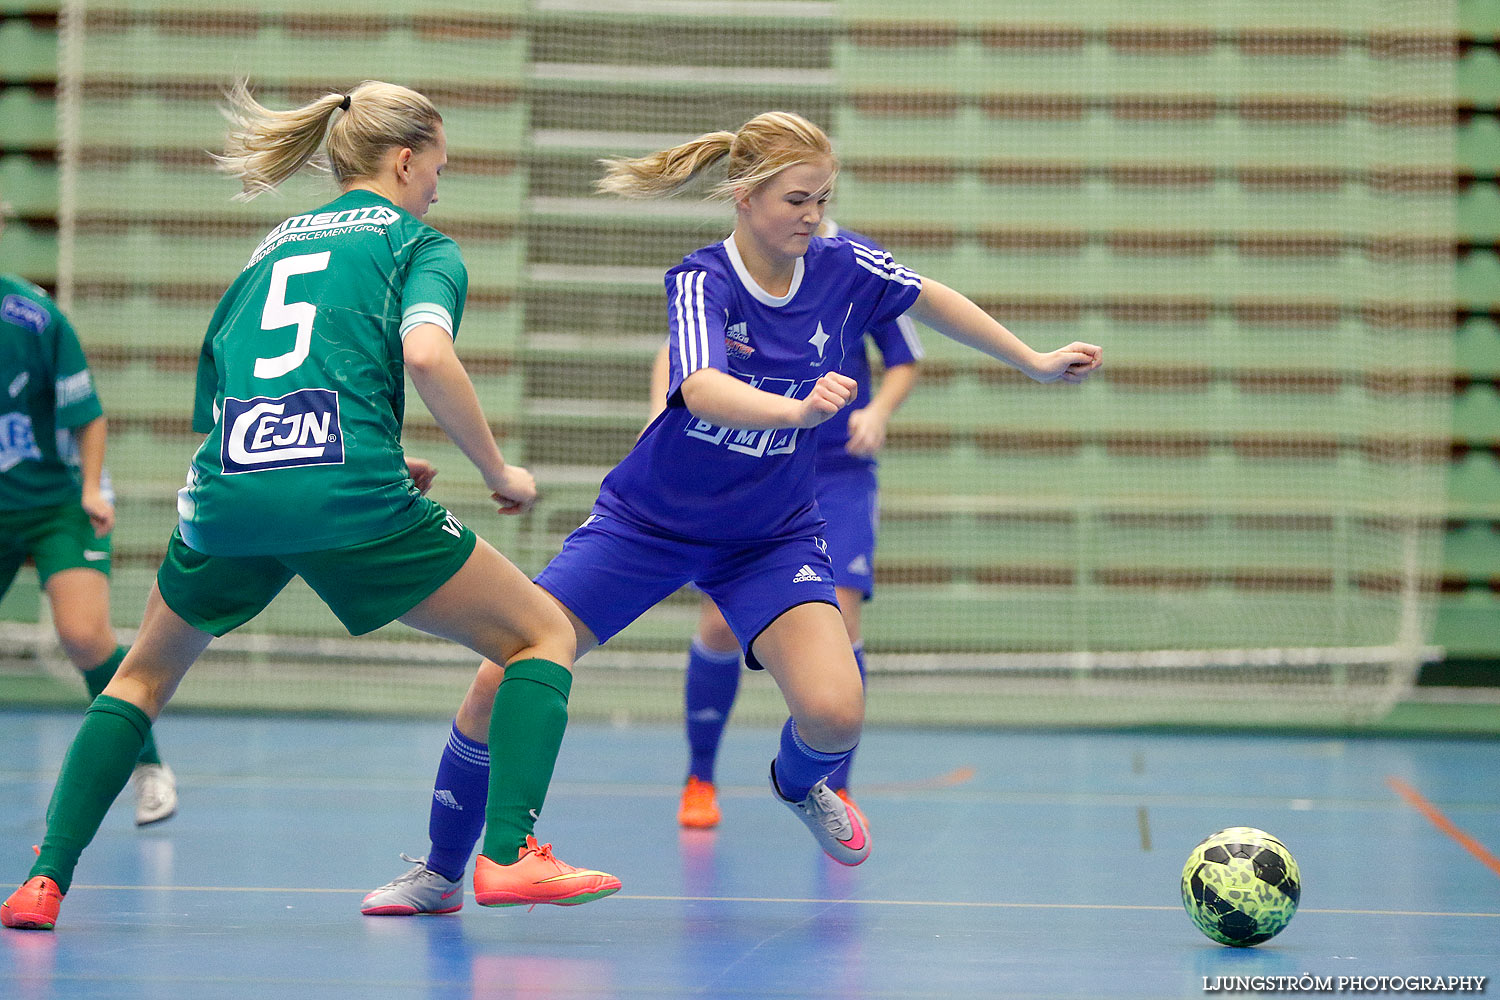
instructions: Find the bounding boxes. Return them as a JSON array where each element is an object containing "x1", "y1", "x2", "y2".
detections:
[{"x1": 256, "y1": 251, "x2": 331, "y2": 379}]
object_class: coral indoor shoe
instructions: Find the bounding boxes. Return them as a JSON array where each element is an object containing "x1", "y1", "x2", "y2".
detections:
[
  {"x1": 473, "y1": 836, "x2": 620, "y2": 907},
  {"x1": 2, "y1": 876, "x2": 63, "y2": 931}
]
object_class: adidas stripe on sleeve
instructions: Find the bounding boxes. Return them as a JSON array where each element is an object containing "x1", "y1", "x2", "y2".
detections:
[
  {"x1": 844, "y1": 240, "x2": 922, "y2": 290},
  {"x1": 665, "y1": 267, "x2": 729, "y2": 401}
]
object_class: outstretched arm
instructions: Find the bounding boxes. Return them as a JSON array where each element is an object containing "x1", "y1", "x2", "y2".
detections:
[
  {"x1": 906, "y1": 278, "x2": 1101, "y2": 383},
  {"x1": 404, "y1": 323, "x2": 536, "y2": 514}
]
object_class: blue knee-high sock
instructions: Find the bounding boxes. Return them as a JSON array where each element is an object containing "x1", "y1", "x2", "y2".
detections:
[
  {"x1": 825, "y1": 644, "x2": 865, "y2": 792},
  {"x1": 684, "y1": 638, "x2": 741, "y2": 784},
  {"x1": 771, "y1": 717, "x2": 854, "y2": 802},
  {"x1": 425, "y1": 722, "x2": 490, "y2": 881}
]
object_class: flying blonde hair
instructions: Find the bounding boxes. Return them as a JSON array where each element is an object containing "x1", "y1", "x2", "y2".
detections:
[
  {"x1": 596, "y1": 111, "x2": 837, "y2": 201},
  {"x1": 212, "y1": 79, "x2": 442, "y2": 202}
]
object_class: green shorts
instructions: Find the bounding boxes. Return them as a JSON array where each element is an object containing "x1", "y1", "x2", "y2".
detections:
[
  {"x1": 0, "y1": 502, "x2": 112, "y2": 598},
  {"x1": 156, "y1": 498, "x2": 478, "y2": 637}
]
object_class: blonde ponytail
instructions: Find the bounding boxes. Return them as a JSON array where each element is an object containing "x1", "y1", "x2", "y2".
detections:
[
  {"x1": 213, "y1": 79, "x2": 442, "y2": 202},
  {"x1": 596, "y1": 131, "x2": 736, "y2": 199},
  {"x1": 596, "y1": 111, "x2": 835, "y2": 201}
]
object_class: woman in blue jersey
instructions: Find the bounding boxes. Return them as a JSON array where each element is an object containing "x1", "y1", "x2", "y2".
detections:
[
  {"x1": 364, "y1": 110, "x2": 1099, "y2": 908},
  {"x1": 2, "y1": 80, "x2": 619, "y2": 933},
  {"x1": 649, "y1": 219, "x2": 924, "y2": 830}
]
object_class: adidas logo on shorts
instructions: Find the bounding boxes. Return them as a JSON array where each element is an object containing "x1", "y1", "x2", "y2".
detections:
[{"x1": 792, "y1": 564, "x2": 823, "y2": 584}]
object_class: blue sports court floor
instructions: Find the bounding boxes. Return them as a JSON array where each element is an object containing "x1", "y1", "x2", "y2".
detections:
[{"x1": 1, "y1": 709, "x2": 1496, "y2": 999}]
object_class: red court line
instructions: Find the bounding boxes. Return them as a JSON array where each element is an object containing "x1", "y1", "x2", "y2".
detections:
[
  {"x1": 864, "y1": 765, "x2": 976, "y2": 793},
  {"x1": 1386, "y1": 775, "x2": 1500, "y2": 880}
]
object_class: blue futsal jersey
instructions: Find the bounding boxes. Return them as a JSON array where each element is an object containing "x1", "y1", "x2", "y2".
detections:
[
  {"x1": 595, "y1": 233, "x2": 921, "y2": 543},
  {"x1": 813, "y1": 224, "x2": 925, "y2": 475}
]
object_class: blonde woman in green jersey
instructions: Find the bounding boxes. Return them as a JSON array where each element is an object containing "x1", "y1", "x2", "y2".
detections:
[
  {"x1": 0, "y1": 239, "x2": 177, "y2": 826},
  {"x1": 2, "y1": 81, "x2": 618, "y2": 933}
]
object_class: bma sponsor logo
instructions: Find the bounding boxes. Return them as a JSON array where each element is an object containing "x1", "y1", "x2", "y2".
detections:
[
  {"x1": 0, "y1": 412, "x2": 41, "y2": 472},
  {"x1": 2, "y1": 294, "x2": 48, "y2": 335},
  {"x1": 220, "y1": 388, "x2": 343, "y2": 474}
]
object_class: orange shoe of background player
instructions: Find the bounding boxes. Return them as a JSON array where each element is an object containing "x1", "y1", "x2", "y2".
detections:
[
  {"x1": 473, "y1": 836, "x2": 621, "y2": 907},
  {"x1": 2, "y1": 876, "x2": 63, "y2": 931},
  {"x1": 678, "y1": 776, "x2": 721, "y2": 829}
]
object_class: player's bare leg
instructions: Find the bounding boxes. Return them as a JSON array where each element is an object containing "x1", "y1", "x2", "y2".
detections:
[{"x1": 752, "y1": 601, "x2": 870, "y2": 864}]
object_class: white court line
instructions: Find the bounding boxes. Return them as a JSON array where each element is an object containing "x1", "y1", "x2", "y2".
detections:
[
  {"x1": 61, "y1": 885, "x2": 1500, "y2": 918},
  {"x1": 3, "y1": 771, "x2": 1494, "y2": 814}
]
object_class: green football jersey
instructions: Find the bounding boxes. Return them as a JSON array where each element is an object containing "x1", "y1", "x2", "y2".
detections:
[
  {"x1": 177, "y1": 190, "x2": 468, "y2": 555},
  {"x1": 0, "y1": 274, "x2": 105, "y2": 511}
]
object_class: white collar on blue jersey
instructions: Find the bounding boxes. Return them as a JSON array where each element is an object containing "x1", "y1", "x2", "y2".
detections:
[{"x1": 723, "y1": 233, "x2": 805, "y2": 308}]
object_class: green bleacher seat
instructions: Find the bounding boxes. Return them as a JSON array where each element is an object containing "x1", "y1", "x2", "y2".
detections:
[
  {"x1": 1442, "y1": 519, "x2": 1500, "y2": 578},
  {"x1": 75, "y1": 98, "x2": 524, "y2": 157},
  {"x1": 0, "y1": 19, "x2": 56, "y2": 83},
  {"x1": 72, "y1": 164, "x2": 522, "y2": 226},
  {"x1": 0, "y1": 153, "x2": 55, "y2": 214},
  {"x1": 1457, "y1": 182, "x2": 1500, "y2": 242},
  {"x1": 1457, "y1": 248, "x2": 1500, "y2": 308},
  {"x1": 1447, "y1": 448, "x2": 1500, "y2": 517},
  {"x1": 1456, "y1": 317, "x2": 1500, "y2": 377},
  {"x1": 1457, "y1": 114, "x2": 1500, "y2": 173},
  {"x1": 1452, "y1": 382, "x2": 1500, "y2": 444},
  {"x1": 1434, "y1": 588, "x2": 1500, "y2": 658},
  {"x1": 1459, "y1": 45, "x2": 1500, "y2": 103},
  {"x1": 83, "y1": 26, "x2": 525, "y2": 87},
  {"x1": 0, "y1": 220, "x2": 57, "y2": 282},
  {"x1": 1459, "y1": 0, "x2": 1500, "y2": 41},
  {"x1": 0, "y1": 87, "x2": 55, "y2": 150},
  {"x1": 85, "y1": 0, "x2": 519, "y2": 12}
]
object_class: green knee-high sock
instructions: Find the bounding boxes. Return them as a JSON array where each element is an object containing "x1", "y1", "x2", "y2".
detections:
[
  {"x1": 30, "y1": 695, "x2": 151, "y2": 894},
  {"x1": 481, "y1": 658, "x2": 572, "y2": 862},
  {"x1": 81, "y1": 646, "x2": 161, "y2": 766}
]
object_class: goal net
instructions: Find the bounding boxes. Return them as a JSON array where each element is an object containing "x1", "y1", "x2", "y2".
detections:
[{"x1": 4, "y1": 0, "x2": 1454, "y2": 726}]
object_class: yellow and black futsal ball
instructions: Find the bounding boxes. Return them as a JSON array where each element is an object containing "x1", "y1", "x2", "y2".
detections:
[{"x1": 1181, "y1": 827, "x2": 1300, "y2": 946}]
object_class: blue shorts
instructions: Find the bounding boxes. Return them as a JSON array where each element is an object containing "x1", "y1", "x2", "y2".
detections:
[
  {"x1": 815, "y1": 463, "x2": 879, "y2": 600},
  {"x1": 534, "y1": 513, "x2": 838, "y2": 669}
]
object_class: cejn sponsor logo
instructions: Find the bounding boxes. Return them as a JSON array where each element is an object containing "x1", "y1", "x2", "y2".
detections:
[{"x1": 220, "y1": 388, "x2": 344, "y2": 474}]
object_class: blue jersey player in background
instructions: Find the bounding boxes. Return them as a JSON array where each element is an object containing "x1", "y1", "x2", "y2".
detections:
[
  {"x1": 367, "y1": 111, "x2": 1099, "y2": 908},
  {"x1": 649, "y1": 219, "x2": 924, "y2": 831}
]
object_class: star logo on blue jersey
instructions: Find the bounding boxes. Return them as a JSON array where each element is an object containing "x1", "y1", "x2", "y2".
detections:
[{"x1": 808, "y1": 322, "x2": 829, "y2": 358}]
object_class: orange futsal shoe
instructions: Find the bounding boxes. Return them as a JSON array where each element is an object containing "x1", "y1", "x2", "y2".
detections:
[
  {"x1": 678, "y1": 776, "x2": 721, "y2": 829},
  {"x1": 473, "y1": 836, "x2": 621, "y2": 908},
  {"x1": 2, "y1": 876, "x2": 64, "y2": 931}
]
